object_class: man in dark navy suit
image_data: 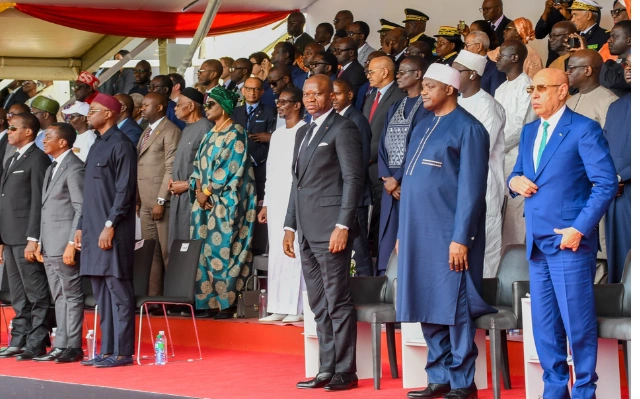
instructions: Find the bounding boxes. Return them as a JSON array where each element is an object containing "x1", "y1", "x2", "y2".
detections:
[
  {"x1": 114, "y1": 93, "x2": 144, "y2": 145},
  {"x1": 231, "y1": 77, "x2": 277, "y2": 201}
]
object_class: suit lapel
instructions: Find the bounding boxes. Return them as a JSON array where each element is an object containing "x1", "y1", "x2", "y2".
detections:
[
  {"x1": 372, "y1": 84, "x2": 396, "y2": 122},
  {"x1": 533, "y1": 109, "x2": 572, "y2": 181},
  {"x1": 43, "y1": 153, "x2": 72, "y2": 202},
  {"x1": 298, "y1": 111, "x2": 335, "y2": 179},
  {"x1": 248, "y1": 103, "x2": 263, "y2": 132},
  {"x1": 2, "y1": 144, "x2": 34, "y2": 183},
  {"x1": 139, "y1": 118, "x2": 166, "y2": 156}
]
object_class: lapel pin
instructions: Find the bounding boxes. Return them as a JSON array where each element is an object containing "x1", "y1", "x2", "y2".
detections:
[{"x1": 559, "y1": 133, "x2": 563, "y2": 136}]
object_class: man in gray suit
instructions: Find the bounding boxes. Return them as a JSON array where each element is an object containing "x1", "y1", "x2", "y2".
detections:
[
  {"x1": 34, "y1": 122, "x2": 85, "y2": 363},
  {"x1": 284, "y1": 75, "x2": 364, "y2": 391},
  {"x1": 362, "y1": 56, "x2": 406, "y2": 267}
]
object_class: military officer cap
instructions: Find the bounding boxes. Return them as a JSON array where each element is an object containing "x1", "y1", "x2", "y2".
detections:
[
  {"x1": 403, "y1": 8, "x2": 429, "y2": 23},
  {"x1": 434, "y1": 26, "x2": 461, "y2": 38},
  {"x1": 567, "y1": 0, "x2": 603, "y2": 11},
  {"x1": 378, "y1": 18, "x2": 403, "y2": 33}
]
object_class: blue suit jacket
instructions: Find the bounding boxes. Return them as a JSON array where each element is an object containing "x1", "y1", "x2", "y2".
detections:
[
  {"x1": 481, "y1": 59, "x2": 506, "y2": 97},
  {"x1": 119, "y1": 117, "x2": 144, "y2": 145},
  {"x1": 507, "y1": 107, "x2": 617, "y2": 259}
]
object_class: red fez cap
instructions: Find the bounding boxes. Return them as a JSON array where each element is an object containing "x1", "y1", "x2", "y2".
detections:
[{"x1": 92, "y1": 93, "x2": 121, "y2": 115}]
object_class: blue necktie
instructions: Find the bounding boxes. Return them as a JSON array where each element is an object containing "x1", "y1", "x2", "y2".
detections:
[{"x1": 536, "y1": 121, "x2": 550, "y2": 170}]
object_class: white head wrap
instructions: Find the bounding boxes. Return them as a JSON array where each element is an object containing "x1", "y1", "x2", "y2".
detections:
[
  {"x1": 454, "y1": 50, "x2": 488, "y2": 76},
  {"x1": 423, "y1": 63, "x2": 461, "y2": 90}
]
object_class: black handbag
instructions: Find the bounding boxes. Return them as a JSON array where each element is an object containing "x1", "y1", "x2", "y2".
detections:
[{"x1": 237, "y1": 275, "x2": 260, "y2": 319}]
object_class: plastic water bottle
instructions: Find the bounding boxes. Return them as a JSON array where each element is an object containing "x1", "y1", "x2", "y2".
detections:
[
  {"x1": 86, "y1": 330, "x2": 95, "y2": 360},
  {"x1": 258, "y1": 289, "x2": 268, "y2": 319},
  {"x1": 155, "y1": 331, "x2": 167, "y2": 365},
  {"x1": 508, "y1": 329, "x2": 521, "y2": 336},
  {"x1": 50, "y1": 328, "x2": 57, "y2": 348}
]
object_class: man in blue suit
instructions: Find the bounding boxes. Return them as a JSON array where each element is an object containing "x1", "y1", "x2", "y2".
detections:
[{"x1": 508, "y1": 68, "x2": 617, "y2": 399}]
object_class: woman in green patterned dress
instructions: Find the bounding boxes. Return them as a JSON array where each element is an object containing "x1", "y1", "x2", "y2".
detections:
[{"x1": 190, "y1": 86, "x2": 256, "y2": 319}]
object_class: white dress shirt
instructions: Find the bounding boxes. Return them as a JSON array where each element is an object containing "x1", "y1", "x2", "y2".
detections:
[
  {"x1": 0, "y1": 129, "x2": 6, "y2": 142},
  {"x1": 338, "y1": 105, "x2": 351, "y2": 116},
  {"x1": 532, "y1": 105, "x2": 566, "y2": 171},
  {"x1": 50, "y1": 149, "x2": 71, "y2": 179},
  {"x1": 492, "y1": 15, "x2": 505, "y2": 30},
  {"x1": 581, "y1": 24, "x2": 597, "y2": 35}
]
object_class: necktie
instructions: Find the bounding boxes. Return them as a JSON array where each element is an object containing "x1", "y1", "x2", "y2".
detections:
[
  {"x1": 140, "y1": 127, "x2": 153, "y2": 149},
  {"x1": 296, "y1": 122, "x2": 317, "y2": 174},
  {"x1": 6, "y1": 152, "x2": 18, "y2": 171},
  {"x1": 46, "y1": 161, "x2": 58, "y2": 190},
  {"x1": 536, "y1": 121, "x2": 550, "y2": 170},
  {"x1": 491, "y1": 24, "x2": 496, "y2": 30},
  {"x1": 368, "y1": 91, "x2": 382, "y2": 122},
  {"x1": 337, "y1": 66, "x2": 344, "y2": 78}
]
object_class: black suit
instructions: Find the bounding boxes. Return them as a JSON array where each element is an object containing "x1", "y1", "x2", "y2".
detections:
[
  {"x1": 284, "y1": 110, "x2": 364, "y2": 374},
  {"x1": 362, "y1": 83, "x2": 405, "y2": 259},
  {"x1": 581, "y1": 24, "x2": 610, "y2": 52},
  {"x1": 0, "y1": 143, "x2": 52, "y2": 351},
  {"x1": 343, "y1": 106, "x2": 374, "y2": 276},
  {"x1": 231, "y1": 102, "x2": 277, "y2": 200},
  {"x1": 2, "y1": 87, "x2": 29, "y2": 110},
  {"x1": 337, "y1": 61, "x2": 368, "y2": 100},
  {"x1": 493, "y1": 16, "x2": 512, "y2": 46},
  {"x1": 0, "y1": 133, "x2": 8, "y2": 178},
  {"x1": 535, "y1": 8, "x2": 569, "y2": 66},
  {"x1": 292, "y1": 32, "x2": 315, "y2": 55},
  {"x1": 481, "y1": 58, "x2": 507, "y2": 97}
]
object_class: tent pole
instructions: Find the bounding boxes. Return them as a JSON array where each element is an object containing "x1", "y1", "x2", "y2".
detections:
[
  {"x1": 158, "y1": 39, "x2": 169, "y2": 75},
  {"x1": 177, "y1": 0, "x2": 222, "y2": 76}
]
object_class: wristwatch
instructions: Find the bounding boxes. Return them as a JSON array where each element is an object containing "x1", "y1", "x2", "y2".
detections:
[
  {"x1": 105, "y1": 220, "x2": 113, "y2": 228},
  {"x1": 157, "y1": 198, "x2": 166, "y2": 206}
]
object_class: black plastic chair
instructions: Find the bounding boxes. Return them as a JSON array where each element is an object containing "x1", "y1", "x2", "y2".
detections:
[
  {"x1": 594, "y1": 251, "x2": 631, "y2": 387},
  {"x1": 252, "y1": 217, "x2": 269, "y2": 290},
  {"x1": 475, "y1": 244, "x2": 530, "y2": 399},
  {"x1": 83, "y1": 239, "x2": 155, "y2": 353},
  {"x1": 135, "y1": 239, "x2": 203, "y2": 365},
  {"x1": 349, "y1": 250, "x2": 399, "y2": 390}
]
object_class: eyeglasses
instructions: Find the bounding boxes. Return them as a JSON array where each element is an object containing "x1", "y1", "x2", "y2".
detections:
[
  {"x1": 243, "y1": 86, "x2": 262, "y2": 92},
  {"x1": 229, "y1": 67, "x2": 247, "y2": 72},
  {"x1": 333, "y1": 18, "x2": 348, "y2": 23},
  {"x1": 346, "y1": 31, "x2": 363, "y2": 36},
  {"x1": 7, "y1": 125, "x2": 19, "y2": 131},
  {"x1": 87, "y1": 109, "x2": 107, "y2": 114},
  {"x1": 611, "y1": 8, "x2": 627, "y2": 17},
  {"x1": 526, "y1": 84, "x2": 562, "y2": 94},
  {"x1": 275, "y1": 99, "x2": 297, "y2": 105},
  {"x1": 495, "y1": 52, "x2": 514, "y2": 61},
  {"x1": 147, "y1": 84, "x2": 167, "y2": 91},
  {"x1": 479, "y1": 6, "x2": 498, "y2": 13},
  {"x1": 203, "y1": 102, "x2": 217, "y2": 110},
  {"x1": 21, "y1": 81, "x2": 35, "y2": 86},
  {"x1": 197, "y1": 69, "x2": 215, "y2": 74},
  {"x1": 406, "y1": 51, "x2": 425, "y2": 57},
  {"x1": 566, "y1": 65, "x2": 589, "y2": 72},
  {"x1": 268, "y1": 76, "x2": 285, "y2": 87},
  {"x1": 31, "y1": 111, "x2": 44, "y2": 116},
  {"x1": 133, "y1": 69, "x2": 151, "y2": 74},
  {"x1": 309, "y1": 61, "x2": 330, "y2": 68},
  {"x1": 396, "y1": 69, "x2": 418, "y2": 76},
  {"x1": 505, "y1": 26, "x2": 518, "y2": 31},
  {"x1": 332, "y1": 48, "x2": 355, "y2": 54},
  {"x1": 73, "y1": 84, "x2": 90, "y2": 91},
  {"x1": 365, "y1": 68, "x2": 383, "y2": 76},
  {"x1": 456, "y1": 69, "x2": 474, "y2": 74},
  {"x1": 464, "y1": 42, "x2": 480, "y2": 49},
  {"x1": 302, "y1": 92, "x2": 324, "y2": 99}
]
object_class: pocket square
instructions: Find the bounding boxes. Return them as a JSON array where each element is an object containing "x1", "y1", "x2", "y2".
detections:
[
  {"x1": 255, "y1": 119, "x2": 265, "y2": 123},
  {"x1": 318, "y1": 142, "x2": 329, "y2": 147},
  {"x1": 12, "y1": 170, "x2": 24, "y2": 173}
]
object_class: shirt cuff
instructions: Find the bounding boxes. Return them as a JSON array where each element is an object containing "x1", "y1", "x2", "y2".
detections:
[
  {"x1": 157, "y1": 197, "x2": 166, "y2": 202},
  {"x1": 508, "y1": 177, "x2": 516, "y2": 191},
  {"x1": 27, "y1": 237, "x2": 38, "y2": 242},
  {"x1": 336, "y1": 224, "x2": 349, "y2": 230},
  {"x1": 284, "y1": 227, "x2": 296, "y2": 233},
  {"x1": 68, "y1": 241, "x2": 75, "y2": 245}
]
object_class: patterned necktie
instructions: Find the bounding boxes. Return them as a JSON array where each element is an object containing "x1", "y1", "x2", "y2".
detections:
[
  {"x1": 140, "y1": 127, "x2": 153, "y2": 149},
  {"x1": 368, "y1": 91, "x2": 382, "y2": 122},
  {"x1": 46, "y1": 161, "x2": 58, "y2": 190},
  {"x1": 296, "y1": 122, "x2": 317, "y2": 174},
  {"x1": 536, "y1": 121, "x2": 550, "y2": 170},
  {"x1": 337, "y1": 66, "x2": 344, "y2": 78}
]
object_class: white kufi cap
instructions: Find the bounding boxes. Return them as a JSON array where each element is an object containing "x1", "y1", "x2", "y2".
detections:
[
  {"x1": 423, "y1": 63, "x2": 461, "y2": 90},
  {"x1": 454, "y1": 50, "x2": 488, "y2": 76}
]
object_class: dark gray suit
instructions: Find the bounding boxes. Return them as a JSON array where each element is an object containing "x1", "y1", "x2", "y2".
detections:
[
  {"x1": 40, "y1": 152, "x2": 85, "y2": 348},
  {"x1": 0, "y1": 142, "x2": 51, "y2": 351},
  {"x1": 362, "y1": 83, "x2": 405, "y2": 260},
  {"x1": 284, "y1": 110, "x2": 364, "y2": 374}
]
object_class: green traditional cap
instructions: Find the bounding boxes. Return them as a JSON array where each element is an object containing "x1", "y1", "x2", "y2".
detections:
[{"x1": 31, "y1": 96, "x2": 60, "y2": 115}]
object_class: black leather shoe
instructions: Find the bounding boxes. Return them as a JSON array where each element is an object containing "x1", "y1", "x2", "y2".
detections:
[
  {"x1": 16, "y1": 348, "x2": 45, "y2": 361},
  {"x1": 33, "y1": 347, "x2": 65, "y2": 362},
  {"x1": 80, "y1": 354, "x2": 108, "y2": 366},
  {"x1": 324, "y1": 372, "x2": 358, "y2": 391},
  {"x1": 0, "y1": 347, "x2": 24, "y2": 358},
  {"x1": 192, "y1": 309, "x2": 218, "y2": 318},
  {"x1": 408, "y1": 383, "x2": 452, "y2": 398},
  {"x1": 55, "y1": 348, "x2": 84, "y2": 363},
  {"x1": 296, "y1": 372, "x2": 334, "y2": 389},
  {"x1": 444, "y1": 383, "x2": 478, "y2": 399}
]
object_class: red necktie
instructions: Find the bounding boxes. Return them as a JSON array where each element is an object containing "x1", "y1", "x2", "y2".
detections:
[
  {"x1": 337, "y1": 67, "x2": 344, "y2": 78},
  {"x1": 368, "y1": 91, "x2": 381, "y2": 122},
  {"x1": 140, "y1": 127, "x2": 153, "y2": 149}
]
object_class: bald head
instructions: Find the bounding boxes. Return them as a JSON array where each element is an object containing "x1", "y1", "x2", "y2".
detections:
[
  {"x1": 531, "y1": 68, "x2": 569, "y2": 118},
  {"x1": 141, "y1": 92, "x2": 167, "y2": 123},
  {"x1": 303, "y1": 74, "x2": 334, "y2": 117},
  {"x1": 368, "y1": 56, "x2": 396, "y2": 88},
  {"x1": 114, "y1": 93, "x2": 134, "y2": 120},
  {"x1": 567, "y1": 49, "x2": 603, "y2": 91},
  {"x1": 496, "y1": 40, "x2": 528, "y2": 74},
  {"x1": 407, "y1": 41, "x2": 432, "y2": 58}
]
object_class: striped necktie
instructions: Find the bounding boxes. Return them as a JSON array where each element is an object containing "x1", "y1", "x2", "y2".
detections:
[
  {"x1": 140, "y1": 127, "x2": 153, "y2": 149},
  {"x1": 536, "y1": 121, "x2": 550, "y2": 170}
]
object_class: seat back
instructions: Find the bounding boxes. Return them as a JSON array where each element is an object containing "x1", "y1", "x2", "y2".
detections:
[
  {"x1": 132, "y1": 239, "x2": 156, "y2": 296},
  {"x1": 383, "y1": 250, "x2": 398, "y2": 305},
  {"x1": 252, "y1": 219, "x2": 269, "y2": 256},
  {"x1": 82, "y1": 277, "x2": 93, "y2": 296},
  {"x1": 163, "y1": 239, "x2": 203, "y2": 301},
  {"x1": 621, "y1": 251, "x2": 631, "y2": 317},
  {"x1": 495, "y1": 244, "x2": 529, "y2": 307},
  {"x1": 0, "y1": 265, "x2": 10, "y2": 304}
]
